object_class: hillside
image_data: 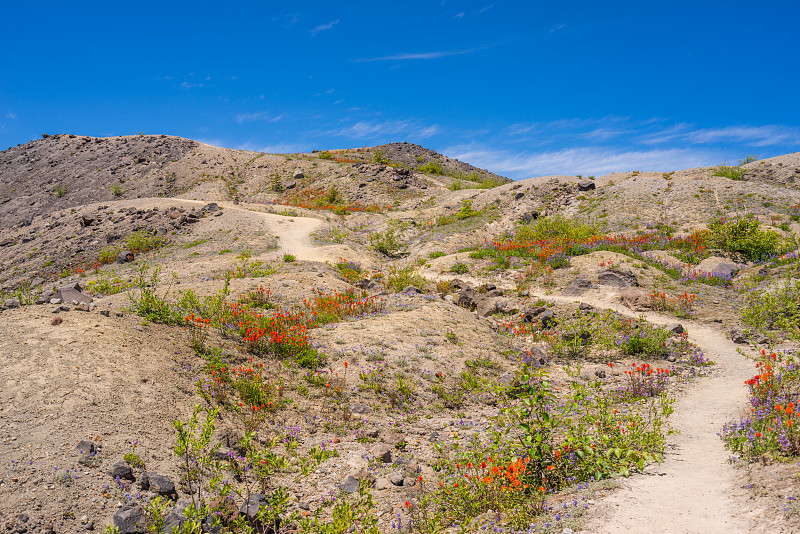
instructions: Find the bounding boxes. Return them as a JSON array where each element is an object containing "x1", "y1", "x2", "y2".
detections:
[{"x1": 2, "y1": 137, "x2": 800, "y2": 533}]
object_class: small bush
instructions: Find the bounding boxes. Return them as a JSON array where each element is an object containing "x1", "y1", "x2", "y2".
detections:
[
  {"x1": 707, "y1": 216, "x2": 783, "y2": 261},
  {"x1": 742, "y1": 279, "x2": 800, "y2": 338},
  {"x1": 418, "y1": 160, "x2": 444, "y2": 175},
  {"x1": 370, "y1": 228, "x2": 402, "y2": 257},
  {"x1": 450, "y1": 262, "x2": 469, "y2": 274},
  {"x1": 111, "y1": 184, "x2": 125, "y2": 197},
  {"x1": 54, "y1": 185, "x2": 67, "y2": 198},
  {"x1": 713, "y1": 164, "x2": 746, "y2": 180},
  {"x1": 372, "y1": 149, "x2": 389, "y2": 164},
  {"x1": 386, "y1": 265, "x2": 426, "y2": 292},
  {"x1": 318, "y1": 151, "x2": 334, "y2": 160},
  {"x1": 124, "y1": 230, "x2": 165, "y2": 254},
  {"x1": 428, "y1": 251, "x2": 446, "y2": 259},
  {"x1": 283, "y1": 254, "x2": 296, "y2": 263}
]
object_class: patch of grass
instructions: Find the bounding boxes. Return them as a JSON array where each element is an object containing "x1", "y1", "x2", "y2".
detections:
[
  {"x1": 372, "y1": 149, "x2": 389, "y2": 164},
  {"x1": 183, "y1": 238, "x2": 209, "y2": 249},
  {"x1": 54, "y1": 185, "x2": 67, "y2": 198},
  {"x1": 386, "y1": 265, "x2": 426, "y2": 292},
  {"x1": 370, "y1": 228, "x2": 402, "y2": 257},
  {"x1": 318, "y1": 150, "x2": 334, "y2": 160},
  {"x1": 283, "y1": 253, "x2": 296, "y2": 263},
  {"x1": 418, "y1": 160, "x2": 444, "y2": 175},
  {"x1": 428, "y1": 251, "x2": 446, "y2": 259},
  {"x1": 450, "y1": 262, "x2": 469, "y2": 274},
  {"x1": 124, "y1": 230, "x2": 165, "y2": 254},
  {"x1": 111, "y1": 184, "x2": 125, "y2": 197}
]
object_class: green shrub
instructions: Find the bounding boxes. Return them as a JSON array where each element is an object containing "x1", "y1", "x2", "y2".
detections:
[
  {"x1": 713, "y1": 164, "x2": 746, "y2": 180},
  {"x1": 418, "y1": 160, "x2": 445, "y2": 175},
  {"x1": 372, "y1": 149, "x2": 389, "y2": 164},
  {"x1": 428, "y1": 251, "x2": 446, "y2": 259},
  {"x1": 318, "y1": 151, "x2": 334, "y2": 160},
  {"x1": 128, "y1": 264, "x2": 182, "y2": 325},
  {"x1": 516, "y1": 215, "x2": 598, "y2": 243},
  {"x1": 449, "y1": 180, "x2": 464, "y2": 191},
  {"x1": 450, "y1": 262, "x2": 469, "y2": 274},
  {"x1": 283, "y1": 254, "x2": 296, "y2": 263},
  {"x1": 111, "y1": 184, "x2": 125, "y2": 197},
  {"x1": 617, "y1": 318, "x2": 669, "y2": 358},
  {"x1": 707, "y1": 216, "x2": 783, "y2": 261},
  {"x1": 742, "y1": 279, "x2": 800, "y2": 338},
  {"x1": 124, "y1": 230, "x2": 165, "y2": 254},
  {"x1": 370, "y1": 228, "x2": 402, "y2": 257},
  {"x1": 386, "y1": 265, "x2": 426, "y2": 292},
  {"x1": 54, "y1": 185, "x2": 67, "y2": 198}
]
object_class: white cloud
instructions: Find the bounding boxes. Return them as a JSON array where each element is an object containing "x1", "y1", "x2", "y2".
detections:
[
  {"x1": 353, "y1": 48, "x2": 477, "y2": 62},
  {"x1": 310, "y1": 19, "x2": 339, "y2": 36},
  {"x1": 5, "y1": 113, "x2": 16, "y2": 120},
  {"x1": 235, "y1": 112, "x2": 284, "y2": 124},
  {"x1": 550, "y1": 22, "x2": 566, "y2": 33},
  {"x1": 454, "y1": 12, "x2": 465, "y2": 18},
  {"x1": 181, "y1": 81, "x2": 203, "y2": 89},
  {"x1": 445, "y1": 144, "x2": 722, "y2": 179},
  {"x1": 329, "y1": 120, "x2": 439, "y2": 140},
  {"x1": 641, "y1": 123, "x2": 800, "y2": 147}
]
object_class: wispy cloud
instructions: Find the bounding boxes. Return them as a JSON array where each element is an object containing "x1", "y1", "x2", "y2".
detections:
[
  {"x1": 641, "y1": 124, "x2": 800, "y2": 147},
  {"x1": 235, "y1": 111, "x2": 284, "y2": 124},
  {"x1": 353, "y1": 48, "x2": 478, "y2": 62},
  {"x1": 329, "y1": 119, "x2": 439, "y2": 141},
  {"x1": 454, "y1": 12, "x2": 465, "y2": 18},
  {"x1": 4, "y1": 113, "x2": 16, "y2": 120},
  {"x1": 310, "y1": 19, "x2": 339, "y2": 36},
  {"x1": 181, "y1": 81, "x2": 203, "y2": 89},
  {"x1": 550, "y1": 22, "x2": 566, "y2": 33},
  {"x1": 445, "y1": 144, "x2": 722, "y2": 179},
  {"x1": 478, "y1": 3, "x2": 494, "y2": 13}
]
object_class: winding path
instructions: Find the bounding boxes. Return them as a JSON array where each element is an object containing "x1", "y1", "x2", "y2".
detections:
[{"x1": 538, "y1": 292, "x2": 756, "y2": 533}]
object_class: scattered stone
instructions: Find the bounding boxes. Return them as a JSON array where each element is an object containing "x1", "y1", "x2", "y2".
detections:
[
  {"x1": 365, "y1": 428, "x2": 379, "y2": 438},
  {"x1": 402, "y1": 285, "x2": 423, "y2": 295},
  {"x1": 598, "y1": 268, "x2": 638, "y2": 288},
  {"x1": 354, "y1": 279, "x2": 375, "y2": 289},
  {"x1": 666, "y1": 322, "x2": 684, "y2": 334},
  {"x1": 389, "y1": 472, "x2": 404, "y2": 486},
  {"x1": 55, "y1": 282, "x2": 93, "y2": 305},
  {"x1": 579, "y1": 302, "x2": 594, "y2": 311},
  {"x1": 562, "y1": 278, "x2": 591, "y2": 296},
  {"x1": 116, "y1": 250, "x2": 135, "y2": 264},
  {"x1": 696, "y1": 256, "x2": 740, "y2": 278},
  {"x1": 339, "y1": 475, "x2": 360, "y2": 494},
  {"x1": 594, "y1": 369, "x2": 606, "y2": 379},
  {"x1": 577, "y1": 180, "x2": 595, "y2": 191},
  {"x1": 2, "y1": 298, "x2": 20, "y2": 309},
  {"x1": 403, "y1": 477, "x2": 417, "y2": 487},
  {"x1": 113, "y1": 502, "x2": 146, "y2": 534},
  {"x1": 293, "y1": 170, "x2": 304, "y2": 180},
  {"x1": 538, "y1": 309, "x2": 557, "y2": 328},
  {"x1": 145, "y1": 474, "x2": 176, "y2": 498},
  {"x1": 369, "y1": 443, "x2": 393, "y2": 463},
  {"x1": 376, "y1": 478, "x2": 391, "y2": 490},
  {"x1": 730, "y1": 328, "x2": 747, "y2": 344},
  {"x1": 350, "y1": 403, "x2": 372, "y2": 414},
  {"x1": 100, "y1": 310, "x2": 110, "y2": 317},
  {"x1": 620, "y1": 288, "x2": 651, "y2": 312},
  {"x1": 108, "y1": 461, "x2": 134, "y2": 481},
  {"x1": 51, "y1": 316, "x2": 63, "y2": 325},
  {"x1": 76, "y1": 440, "x2": 95, "y2": 455}
]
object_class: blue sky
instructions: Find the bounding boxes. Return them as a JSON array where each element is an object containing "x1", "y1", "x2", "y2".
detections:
[{"x1": 1, "y1": 0, "x2": 798, "y2": 179}]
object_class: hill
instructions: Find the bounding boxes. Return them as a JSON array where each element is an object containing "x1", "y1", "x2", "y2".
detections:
[{"x1": 1, "y1": 136, "x2": 800, "y2": 533}]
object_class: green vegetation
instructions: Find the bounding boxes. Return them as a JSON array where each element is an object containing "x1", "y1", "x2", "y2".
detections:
[
  {"x1": 370, "y1": 228, "x2": 402, "y2": 257},
  {"x1": 318, "y1": 150, "x2": 334, "y2": 160},
  {"x1": 54, "y1": 184, "x2": 67, "y2": 198},
  {"x1": 706, "y1": 216, "x2": 784, "y2": 261},
  {"x1": 418, "y1": 160, "x2": 445, "y2": 175},
  {"x1": 372, "y1": 149, "x2": 389, "y2": 164}
]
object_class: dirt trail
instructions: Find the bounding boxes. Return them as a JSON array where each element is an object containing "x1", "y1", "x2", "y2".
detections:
[{"x1": 539, "y1": 291, "x2": 757, "y2": 533}]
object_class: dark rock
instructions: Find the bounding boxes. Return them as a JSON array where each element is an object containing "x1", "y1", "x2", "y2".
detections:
[
  {"x1": 577, "y1": 181, "x2": 596, "y2": 191},
  {"x1": 402, "y1": 285, "x2": 423, "y2": 295},
  {"x1": 539, "y1": 309, "x2": 556, "y2": 328},
  {"x1": 562, "y1": 278, "x2": 591, "y2": 296},
  {"x1": 147, "y1": 474, "x2": 176, "y2": 498},
  {"x1": 666, "y1": 322, "x2": 684, "y2": 334},
  {"x1": 80, "y1": 215, "x2": 95, "y2": 227},
  {"x1": 594, "y1": 369, "x2": 606, "y2": 379},
  {"x1": 354, "y1": 279, "x2": 375, "y2": 289},
  {"x1": 55, "y1": 284, "x2": 92, "y2": 305},
  {"x1": 240, "y1": 494, "x2": 280, "y2": 531},
  {"x1": 369, "y1": 443, "x2": 393, "y2": 463},
  {"x1": 201, "y1": 203, "x2": 219, "y2": 213},
  {"x1": 76, "y1": 440, "x2": 95, "y2": 455},
  {"x1": 753, "y1": 332, "x2": 770, "y2": 344},
  {"x1": 579, "y1": 302, "x2": 594, "y2": 311},
  {"x1": 113, "y1": 503, "x2": 146, "y2": 534},
  {"x1": 514, "y1": 192, "x2": 525, "y2": 200},
  {"x1": 458, "y1": 287, "x2": 477, "y2": 310},
  {"x1": 598, "y1": 268, "x2": 638, "y2": 288},
  {"x1": 108, "y1": 461, "x2": 134, "y2": 481},
  {"x1": 339, "y1": 475, "x2": 360, "y2": 494},
  {"x1": 3, "y1": 298, "x2": 20, "y2": 309},
  {"x1": 116, "y1": 250, "x2": 135, "y2": 264},
  {"x1": 389, "y1": 472, "x2": 404, "y2": 486},
  {"x1": 521, "y1": 210, "x2": 539, "y2": 223},
  {"x1": 36, "y1": 289, "x2": 56, "y2": 304},
  {"x1": 163, "y1": 499, "x2": 192, "y2": 532}
]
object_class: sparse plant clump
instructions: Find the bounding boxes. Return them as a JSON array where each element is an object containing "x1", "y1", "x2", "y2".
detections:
[
  {"x1": 124, "y1": 230, "x2": 165, "y2": 254},
  {"x1": 742, "y1": 278, "x2": 800, "y2": 338},
  {"x1": 706, "y1": 216, "x2": 784, "y2": 261},
  {"x1": 372, "y1": 149, "x2": 389, "y2": 164},
  {"x1": 283, "y1": 253, "x2": 296, "y2": 263},
  {"x1": 370, "y1": 228, "x2": 402, "y2": 257},
  {"x1": 111, "y1": 184, "x2": 125, "y2": 197},
  {"x1": 418, "y1": 160, "x2": 444, "y2": 175},
  {"x1": 54, "y1": 184, "x2": 67, "y2": 198},
  {"x1": 450, "y1": 262, "x2": 469, "y2": 274},
  {"x1": 385, "y1": 264, "x2": 427, "y2": 292},
  {"x1": 318, "y1": 150, "x2": 334, "y2": 160}
]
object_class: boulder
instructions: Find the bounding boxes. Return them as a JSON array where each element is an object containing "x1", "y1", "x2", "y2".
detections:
[
  {"x1": 55, "y1": 282, "x2": 93, "y2": 305},
  {"x1": 562, "y1": 278, "x2": 591, "y2": 296},
  {"x1": 163, "y1": 499, "x2": 192, "y2": 532},
  {"x1": 539, "y1": 309, "x2": 557, "y2": 328},
  {"x1": 620, "y1": 288, "x2": 651, "y2": 312},
  {"x1": 3, "y1": 298, "x2": 20, "y2": 309},
  {"x1": 369, "y1": 443, "x2": 393, "y2": 463},
  {"x1": 116, "y1": 250, "x2": 135, "y2": 264},
  {"x1": 113, "y1": 503, "x2": 146, "y2": 534},
  {"x1": 521, "y1": 210, "x2": 539, "y2": 223},
  {"x1": 457, "y1": 287, "x2": 478, "y2": 310},
  {"x1": 108, "y1": 461, "x2": 134, "y2": 481},
  {"x1": 338, "y1": 475, "x2": 360, "y2": 494},
  {"x1": 402, "y1": 286, "x2": 423, "y2": 295},
  {"x1": 240, "y1": 494, "x2": 280, "y2": 531},
  {"x1": 730, "y1": 328, "x2": 747, "y2": 344},
  {"x1": 666, "y1": 322, "x2": 684, "y2": 334},
  {"x1": 146, "y1": 474, "x2": 176, "y2": 498},
  {"x1": 696, "y1": 256, "x2": 740, "y2": 278},
  {"x1": 598, "y1": 268, "x2": 638, "y2": 288},
  {"x1": 389, "y1": 472, "x2": 404, "y2": 486},
  {"x1": 577, "y1": 181, "x2": 596, "y2": 191},
  {"x1": 293, "y1": 170, "x2": 305, "y2": 180}
]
